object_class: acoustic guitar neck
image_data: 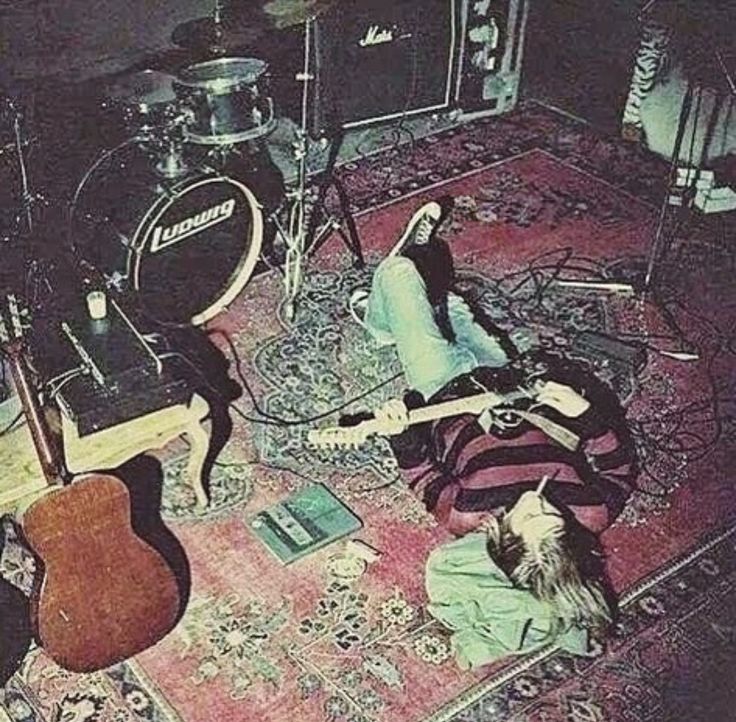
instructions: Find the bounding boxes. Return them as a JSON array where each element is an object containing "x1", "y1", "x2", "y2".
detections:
[
  {"x1": 6, "y1": 348, "x2": 66, "y2": 487},
  {"x1": 0, "y1": 297, "x2": 65, "y2": 486}
]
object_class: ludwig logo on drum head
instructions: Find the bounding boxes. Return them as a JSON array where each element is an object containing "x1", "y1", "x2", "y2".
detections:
[{"x1": 150, "y1": 198, "x2": 236, "y2": 253}]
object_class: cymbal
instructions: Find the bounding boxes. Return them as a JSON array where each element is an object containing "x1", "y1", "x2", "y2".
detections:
[
  {"x1": 106, "y1": 69, "x2": 177, "y2": 107},
  {"x1": 262, "y1": 0, "x2": 337, "y2": 28},
  {"x1": 172, "y1": 0, "x2": 338, "y2": 49}
]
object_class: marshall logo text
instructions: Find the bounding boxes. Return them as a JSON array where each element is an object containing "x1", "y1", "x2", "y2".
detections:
[{"x1": 358, "y1": 25, "x2": 395, "y2": 47}]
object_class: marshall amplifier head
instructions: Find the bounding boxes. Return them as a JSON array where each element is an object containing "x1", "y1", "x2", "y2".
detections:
[
  {"x1": 310, "y1": 0, "x2": 459, "y2": 135},
  {"x1": 455, "y1": 0, "x2": 530, "y2": 118}
]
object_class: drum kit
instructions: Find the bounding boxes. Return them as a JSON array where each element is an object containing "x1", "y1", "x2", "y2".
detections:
[
  {"x1": 101, "y1": 56, "x2": 277, "y2": 171},
  {"x1": 1, "y1": 0, "x2": 359, "y2": 327},
  {"x1": 67, "y1": 49, "x2": 281, "y2": 325}
]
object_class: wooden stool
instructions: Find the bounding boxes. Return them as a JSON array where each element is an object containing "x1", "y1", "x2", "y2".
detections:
[
  {"x1": 61, "y1": 394, "x2": 212, "y2": 509},
  {"x1": 0, "y1": 394, "x2": 212, "y2": 515}
]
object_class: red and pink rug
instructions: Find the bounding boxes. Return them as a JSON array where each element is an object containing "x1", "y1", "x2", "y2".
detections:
[{"x1": 3, "y1": 102, "x2": 735, "y2": 722}]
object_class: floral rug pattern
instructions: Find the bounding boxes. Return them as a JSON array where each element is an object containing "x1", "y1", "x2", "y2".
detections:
[
  {"x1": 4, "y1": 522, "x2": 734, "y2": 722},
  {"x1": 251, "y1": 262, "x2": 637, "y2": 485},
  {"x1": 160, "y1": 457, "x2": 256, "y2": 522},
  {"x1": 334, "y1": 101, "x2": 668, "y2": 217},
  {"x1": 1, "y1": 102, "x2": 734, "y2": 722},
  {"x1": 440, "y1": 524, "x2": 736, "y2": 722}
]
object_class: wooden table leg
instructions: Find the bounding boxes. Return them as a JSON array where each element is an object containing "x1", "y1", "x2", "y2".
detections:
[
  {"x1": 61, "y1": 393, "x2": 213, "y2": 510},
  {"x1": 184, "y1": 415, "x2": 210, "y2": 510}
]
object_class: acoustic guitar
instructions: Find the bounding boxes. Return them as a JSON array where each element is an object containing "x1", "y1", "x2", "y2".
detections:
[{"x1": 0, "y1": 295, "x2": 181, "y2": 673}]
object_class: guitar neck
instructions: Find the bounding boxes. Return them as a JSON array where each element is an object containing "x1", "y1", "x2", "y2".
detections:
[
  {"x1": 344, "y1": 390, "x2": 517, "y2": 438},
  {"x1": 6, "y1": 352, "x2": 65, "y2": 486},
  {"x1": 406, "y1": 391, "x2": 508, "y2": 426}
]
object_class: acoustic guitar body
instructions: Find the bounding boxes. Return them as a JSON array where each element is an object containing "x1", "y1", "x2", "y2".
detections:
[{"x1": 22, "y1": 474, "x2": 181, "y2": 673}]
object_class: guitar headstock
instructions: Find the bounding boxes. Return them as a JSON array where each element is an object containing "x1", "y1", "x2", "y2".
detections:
[
  {"x1": 307, "y1": 427, "x2": 369, "y2": 450},
  {"x1": 0, "y1": 294, "x2": 29, "y2": 356}
]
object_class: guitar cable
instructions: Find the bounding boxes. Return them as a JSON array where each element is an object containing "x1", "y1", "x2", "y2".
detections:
[
  {"x1": 0, "y1": 346, "x2": 25, "y2": 436},
  {"x1": 208, "y1": 327, "x2": 398, "y2": 426},
  {"x1": 44, "y1": 366, "x2": 86, "y2": 400},
  {"x1": 155, "y1": 346, "x2": 402, "y2": 428},
  {"x1": 0, "y1": 410, "x2": 23, "y2": 437}
]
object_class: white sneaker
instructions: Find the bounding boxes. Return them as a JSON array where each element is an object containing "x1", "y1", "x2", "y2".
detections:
[
  {"x1": 387, "y1": 201, "x2": 443, "y2": 258},
  {"x1": 348, "y1": 288, "x2": 394, "y2": 346},
  {"x1": 348, "y1": 289, "x2": 370, "y2": 329}
]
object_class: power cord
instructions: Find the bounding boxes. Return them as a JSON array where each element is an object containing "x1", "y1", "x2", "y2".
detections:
[
  {"x1": 0, "y1": 411, "x2": 24, "y2": 438},
  {"x1": 157, "y1": 337, "x2": 401, "y2": 428}
]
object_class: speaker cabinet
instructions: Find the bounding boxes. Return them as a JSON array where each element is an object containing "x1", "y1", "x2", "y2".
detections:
[
  {"x1": 455, "y1": 0, "x2": 530, "y2": 117},
  {"x1": 310, "y1": 0, "x2": 459, "y2": 135}
]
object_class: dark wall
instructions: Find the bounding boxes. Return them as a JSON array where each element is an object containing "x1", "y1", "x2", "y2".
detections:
[
  {"x1": 0, "y1": 0, "x2": 211, "y2": 88},
  {"x1": 523, "y1": 0, "x2": 640, "y2": 131}
]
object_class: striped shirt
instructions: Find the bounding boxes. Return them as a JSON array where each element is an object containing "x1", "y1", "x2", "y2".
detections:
[{"x1": 389, "y1": 356, "x2": 637, "y2": 536}]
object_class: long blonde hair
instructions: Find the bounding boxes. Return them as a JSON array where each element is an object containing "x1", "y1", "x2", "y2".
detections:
[{"x1": 485, "y1": 516, "x2": 612, "y2": 635}]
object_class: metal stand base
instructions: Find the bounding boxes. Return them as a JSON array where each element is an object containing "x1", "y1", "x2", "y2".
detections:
[{"x1": 273, "y1": 17, "x2": 364, "y2": 323}]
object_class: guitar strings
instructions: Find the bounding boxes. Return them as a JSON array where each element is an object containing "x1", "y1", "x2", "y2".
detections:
[{"x1": 3, "y1": 244, "x2": 729, "y2": 490}]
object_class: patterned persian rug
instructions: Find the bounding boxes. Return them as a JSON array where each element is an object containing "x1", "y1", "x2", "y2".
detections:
[{"x1": 2, "y1": 102, "x2": 735, "y2": 722}]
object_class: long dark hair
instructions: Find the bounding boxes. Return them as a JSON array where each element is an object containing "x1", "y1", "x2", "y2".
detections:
[
  {"x1": 403, "y1": 239, "x2": 457, "y2": 342},
  {"x1": 403, "y1": 238, "x2": 519, "y2": 360}
]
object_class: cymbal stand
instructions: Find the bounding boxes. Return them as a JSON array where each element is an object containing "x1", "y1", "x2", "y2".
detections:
[
  {"x1": 641, "y1": 79, "x2": 696, "y2": 291},
  {"x1": 268, "y1": 17, "x2": 315, "y2": 322},
  {"x1": 4, "y1": 98, "x2": 42, "y2": 237},
  {"x1": 211, "y1": 0, "x2": 227, "y2": 56},
  {"x1": 270, "y1": 17, "x2": 364, "y2": 323},
  {"x1": 644, "y1": 47, "x2": 736, "y2": 290},
  {"x1": 2, "y1": 97, "x2": 51, "y2": 305}
]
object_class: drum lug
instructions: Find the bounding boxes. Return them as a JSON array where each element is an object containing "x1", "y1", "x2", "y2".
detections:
[{"x1": 107, "y1": 271, "x2": 128, "y2": 291}]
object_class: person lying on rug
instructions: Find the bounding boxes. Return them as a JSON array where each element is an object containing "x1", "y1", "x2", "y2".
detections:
[{"x1": 341, "y1": 200, "x2": 638, "y2": 666}]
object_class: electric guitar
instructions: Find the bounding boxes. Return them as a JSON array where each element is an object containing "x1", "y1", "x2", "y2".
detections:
[
  {"x1": 308, "y1": 386, "x2": 581, "y2": 451},
  {"x1": 0, "y1": 295, "x2": 182, "y2": 673}
]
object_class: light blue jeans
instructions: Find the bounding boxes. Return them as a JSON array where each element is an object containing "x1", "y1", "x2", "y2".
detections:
[{"x1": 364, "y1": 256, "x2": 509, "y2": 398}]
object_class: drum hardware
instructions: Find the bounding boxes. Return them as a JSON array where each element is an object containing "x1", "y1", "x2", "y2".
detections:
[
  {"x1": 151, "y1": 108, "x2": 195, "y2": 179},
  {"x1": 272, "y1": 17, "x2": 363, "y2": 322},
  {"x1": 171, "y1": 0, "x2": 267, "y2": 57},
  {"x1": 1, "y1": 97, "x2": 45, "y2": 238},
  {"x1": 103, "y1": 70, "x2": 194, "y2": 179},
  {"x1": 154, "y1": 139, "x2": 190, "y2": 179},
  {"x1": 211, "y1": 0, "x2": 227, "y2": 56},
  {"x1": 105, "y1": 70, "x2": 180, "y2": 136}
]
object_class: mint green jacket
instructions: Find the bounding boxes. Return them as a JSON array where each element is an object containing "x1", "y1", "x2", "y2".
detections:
[{"x1": 425, "y1": 533, "x2": 592, "y2": 669}]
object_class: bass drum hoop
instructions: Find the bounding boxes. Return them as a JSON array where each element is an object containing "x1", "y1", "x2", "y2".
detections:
[{"x1": 128, "y1": 175, "x2": 263, "y2": 326}]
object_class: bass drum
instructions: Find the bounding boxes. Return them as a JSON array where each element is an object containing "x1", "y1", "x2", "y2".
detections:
[{"x1": 74, "y1": 160, "x2": 263, "y2": 325}]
